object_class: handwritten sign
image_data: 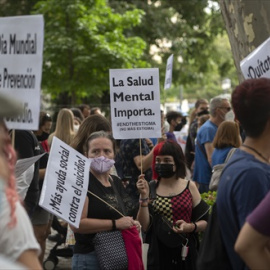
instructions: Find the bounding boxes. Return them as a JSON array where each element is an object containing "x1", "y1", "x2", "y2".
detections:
[{"x1": 39, "y1": 137, "x2": 91, "y2": 228}]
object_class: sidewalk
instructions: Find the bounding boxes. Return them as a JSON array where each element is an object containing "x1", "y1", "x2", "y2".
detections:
[{"x1": 44, "y1": 236, "x2": 72, "y2": 270}]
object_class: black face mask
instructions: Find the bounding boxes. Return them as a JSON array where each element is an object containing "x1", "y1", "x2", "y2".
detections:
[
  {"x1": 174, "y1": 117, "x2": 187, "y2": 132},
  {"x1": 174, "y1": 123, "x2": 183, "y2": 132},
  {"x1": 155, "y1": 163, "x2": 175, "y2": 178},
  {"x1": 197, "y1": 109, "x2": 209, "y2": 117},
  {"x1": 36, "y1": 131, "x2": 50, "y2": 142}
]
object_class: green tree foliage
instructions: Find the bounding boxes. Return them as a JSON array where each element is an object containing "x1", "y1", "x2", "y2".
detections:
[
  {"x1": 0, "y1": 0, "x2": 36, "y2": 16},
  {"x1": 32, "y1": 0, "x2": 147, "y2": 105},
  {"x1": 0, "y1": 0, "x2": 237, "y2": 106},
  {"x1": 110, "y1": 0, "x2": 237, "y2": 102}
]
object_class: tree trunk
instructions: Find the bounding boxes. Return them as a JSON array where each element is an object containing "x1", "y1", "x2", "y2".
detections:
[{"x1": 219, "y1": 0, "x2": 270, "y2": 82}]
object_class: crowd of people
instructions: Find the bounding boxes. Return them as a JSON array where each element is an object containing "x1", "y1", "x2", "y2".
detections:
[{"x1": 0, "y1": 78, "x2": 270, "y2": 270}]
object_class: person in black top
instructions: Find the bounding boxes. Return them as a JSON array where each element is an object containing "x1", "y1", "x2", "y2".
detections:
[
  {"x1": 13, "y1": 130, "x2": 40, "y2": 217},
  {"x1": 185, "y1": 99, "x2": 209, "y2": 171},
  {"x1": 71, "y1": 131, "x2": 140, "y2": 270},
  {"x1": 137, "y1": 140, "x2": 209, "y2": 270},
  {"x1": 31, "y1": 112, "x2": 53, "y2": 264}
]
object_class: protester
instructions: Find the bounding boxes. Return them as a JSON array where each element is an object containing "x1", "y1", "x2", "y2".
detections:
[
  {"x1": 71, "y1": 114, "x2": 112, "y2": 154},
  {"x1": 78, "y1": 104, "x2": 91, "y2": 119},
  {"x1": 48, "y1": 108, "x2": 75, "y2": 147},
  {"x1": 0, "y1": 103, "x2": 41, "y2": 270},
  {"x1": 32, "y1": 112, "x2": 53, "y2": 263},
  {"x1": 197, "y1": 113, "x2": 210, "y2": 129},
  {"x1": 66, "y1": 114, "x2": 112, "y2": 247},
  {"x1": 47, "y1": 108, "x2": 76, "y2": 242},
  {"x1": 185, "y1": 99, "x2": 209, "y2": 170},
  {"x1": 73, "y1": 117, "x2": 81, "y2": 133},
  {"x1": 49, "y1": 114, "x2": 112, "y2": 245},
  {"x1": 37, "y1": 112, "x2": 52, "y2": 153},
  {"x1": 165, "y1": 110, "x2": 183, "y2": 141},
  {"x1": 137, "y1": 140, "x2": 209, "y2": 270},
  {"x1": 115, "y1": 138, "x2": 154, "y2": 203},
  {"x1": 217, "y1": 78, "x2": 270, "y2": 270},
  {"x1": 13, "y1": 129, "x2": 40, "y2": 217},
  {"x1": 150, "y1": 110, "x2": 166, "y2": 146},
  {"x1": 71, "y1": 131, "x2": 142, "y2": 269},
  {"x1": 71, "y1": 107, "x2": 84, "y2": 131},
  {"x1": 193, "y1": 96, "x2": 230, "y2": 193},
  {"x1": 211, "y1": 121, "x2": 241, "y2": 166},
  {"x1": 90, "y1": 107, "x2": 102, "y2": 115},
  {"x1": 235, "y1": 191, "x2": 270, "y2": 270}
]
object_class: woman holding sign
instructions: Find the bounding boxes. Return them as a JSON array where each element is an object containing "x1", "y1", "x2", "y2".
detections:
[
  {"x1": 71, "y1": 131, "x2": 143, "y2": 270},
  {"x1": 137, "y1": 140, "x2": 209, "y2": 270}
]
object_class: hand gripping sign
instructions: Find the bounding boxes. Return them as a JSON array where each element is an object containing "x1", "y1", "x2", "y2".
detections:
[{"x1": 39, "y1": 137, "x2": 91, "y2": 228}]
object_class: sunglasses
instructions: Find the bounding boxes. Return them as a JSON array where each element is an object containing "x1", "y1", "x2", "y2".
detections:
[{"x1": 219, "y1": 107, "x2": 231, "y2": 112}]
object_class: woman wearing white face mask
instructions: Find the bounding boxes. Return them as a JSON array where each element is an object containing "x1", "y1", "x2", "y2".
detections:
[{"x1": 71, "y1": 131, "x2": 142, "y2": 270}]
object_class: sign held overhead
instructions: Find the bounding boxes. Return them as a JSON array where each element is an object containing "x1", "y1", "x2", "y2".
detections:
[
  {"x1": 0, "y1": 15, "x2": 44, "y2": 130},
  {"x1": 164, "y1": 54, "x2": 173, "y2": 90},
  {"x1": 110, "y1": 68, "x2": 161, "y2": 140},
  {"x1": 241, "y1": 37, "x2": 270, "y2": 80}
]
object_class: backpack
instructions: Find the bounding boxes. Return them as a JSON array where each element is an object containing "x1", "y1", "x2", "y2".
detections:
[
  {"x1": 196, "y1": 203, "x2": 232, "y2": 270},
  {"x1": 209, "y1": 148, "x2": 236, "y2": 191}
]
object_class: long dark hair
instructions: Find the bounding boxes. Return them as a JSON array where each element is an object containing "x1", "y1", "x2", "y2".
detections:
[{"x1": 70, "y1": 115, "x2": 111, "y2": 154}]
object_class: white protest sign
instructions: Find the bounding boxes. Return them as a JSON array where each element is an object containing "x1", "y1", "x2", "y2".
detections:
[
  {"x1": 174, "y1": 123, "x2": 189, "y2": 153},
  {"x1": 15, "y1": 153, "x2": 46, "y2": 178},
  {"x1": 0, "y1": 15, "x2": 44, "y2": 130},
  {"x1": 39, "y1": 137, "x2": 91, "y2": 228},
  {"x1": 241, "y1": 37, "x2": 270, "y2": 79},
  {"x1": 164, "y1": 54, "x2": 173, "y2": 89},
  {"x1": 110, "y1": 68, "x2": 161, "y2": 139}
]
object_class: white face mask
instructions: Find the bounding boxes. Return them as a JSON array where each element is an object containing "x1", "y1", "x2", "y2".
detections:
[
  {"x1": 225, "y1": 110, "x2": 235, "y2": 121},
  {"x1": 74, "y1": 124, "x2": 80, "y2": 133},
  {"x1": 90, "y1": 156, "x2": 115, "y2": 173}
]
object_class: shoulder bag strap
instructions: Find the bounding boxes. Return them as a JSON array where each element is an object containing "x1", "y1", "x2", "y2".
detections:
[
  {"x1": 224, "y1": 148, "x2": 237, "y2": 163},
  {"x1": 108, "y1": 175, "x2": 126, "y2": 216},
  {"x1": 149, "y1": 180, "x2": 157, "y2": 200}
]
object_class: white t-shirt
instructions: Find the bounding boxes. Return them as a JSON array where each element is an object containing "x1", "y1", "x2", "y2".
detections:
[
  {"x1": 0, "y1": 192, "x2": 40, "y2": 261},
  {"x1": 0, "y1": 255, "x2": 26, "y2": 269}
]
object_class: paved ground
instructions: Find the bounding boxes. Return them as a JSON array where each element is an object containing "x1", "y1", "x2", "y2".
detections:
[{"x1": 44, "y1": 234, "x2": 72, "y2": 270}]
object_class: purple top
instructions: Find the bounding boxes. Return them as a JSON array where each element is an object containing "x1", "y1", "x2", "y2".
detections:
[
  {"x1": 165, "y1": 132, "x2": 177, "y2": 142},
  {"x1": 247, "y1": 191, "x2": 270, "y2": 237}
]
